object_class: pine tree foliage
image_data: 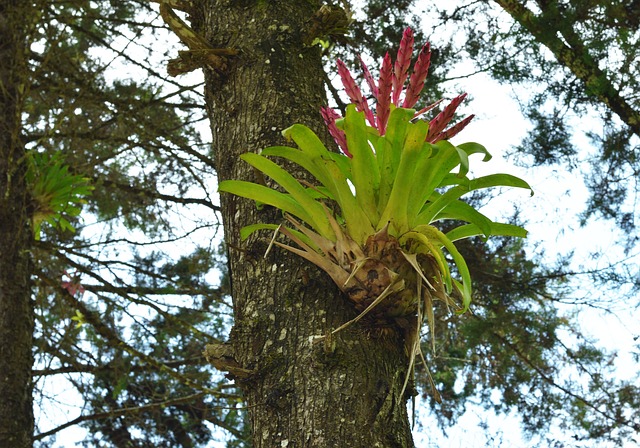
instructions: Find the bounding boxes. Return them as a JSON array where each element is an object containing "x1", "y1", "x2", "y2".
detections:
[
  {"x1": 24, "y1": 1, "x2": 246, "y2": 446},
  {"x1": 414, "y1": 1, "x2": 640, "y2": 444},
  {"x1": 423, "y1": 234, "x2": 640, "y2": 444},
  {"x1": 424, "y1": 0, "x2": 640, "y2": 239}
]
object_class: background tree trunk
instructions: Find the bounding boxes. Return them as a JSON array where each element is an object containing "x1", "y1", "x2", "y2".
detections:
[
  {"x1": 0, "y1": 2, "x2": 37, "y2": 447},
  {"x1": 197, "y1": 1, "x2": 415, "y2": 446}
]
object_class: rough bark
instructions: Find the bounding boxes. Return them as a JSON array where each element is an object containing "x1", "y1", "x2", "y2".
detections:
[
  {"x1": 197, "y1": 1, "x2": 415, "y2": 446},
  {"x1": 0, "y1": 2, "x2": 36, "y2": 447}
]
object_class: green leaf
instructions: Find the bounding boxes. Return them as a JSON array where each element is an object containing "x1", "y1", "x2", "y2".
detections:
[
  {"x1": 261, "y1": 146, "x2": 338, "y2": 200},
  {"x1": 401, "y1": 230, "x2": 452, "y2": 293},
  {"x1": 437, "y1": 173, "x2": 471, "y2": 188},
  {"x1": 282, "y1": 123, "x2": 330, "y2": 159},
  {"x1": 406, "y1": 140, "x2": 458, "y2": 222},
  {"x1": 27, "y1": 151, "x2": 93, "y2": 239},
  {"x1": 470, "y1": 173, "x2": 532, "y2": 192},
  {"x1": 279, "y1": 124, "x2": 374, "y2": 243},
  {"x1": 415, "y1": 173, "x2": 532, "y2": 226},
  {"x1": 317, "y1": 154, "x2": 373, "y2": 243},
  {"x1": 378, "y1": 118, "x2": 430, "y2": 234},
  {"x1": 414, "y1": 225, "x2": 473, "y2": 313},
  {"x1": 455, "y1": 145, "x2": 471, "y2": 178},
  {"x1": 446, "y1": 222, "x2": 528, "y2": 242},
  {"x1": 376, "y1": 107, "x2": 415, "y2": 213},
  {"x1": 407, "y1": 140, "x2": 491, "y2": 222},
  {"x1": 239, "y1": 223, "x2": 319, "y2": 252},
  {"x1": 218, "y1": 180, "x2": 315, "y2": 226},
  {"x1": 71, "y1": 309, "x2": 86, "y2": 328},
  {"x1": 433, "y1": 198, "x2": 494, "y2": 237},
  {"x1": 239, "y1": 223, "x2": 281, "y2": 241},
  {"x1": 343, "y1": 105, "x2": 380, "y2": 226},
  {"x1": 240, "y1": 152, "x2": 333, "y2": 238},
  {"x1": 456, "y1": 141, "x2": 491, "y2": 162},
  {"x1": 327, "y1": 151, "x2": 352, "y2": 181}
]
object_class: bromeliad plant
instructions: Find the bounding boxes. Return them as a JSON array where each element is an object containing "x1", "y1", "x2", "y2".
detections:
[
  {"x1": 219, "y1": 28, "x2": 531, "y2": 356},
  {"x1": 27, "y1": 151, "x2": 93, "y2": 240}
]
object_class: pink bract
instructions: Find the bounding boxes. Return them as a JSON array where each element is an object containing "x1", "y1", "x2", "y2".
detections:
[{"x1": 323, "y1": 27, "x2": 474, "y2": 157}]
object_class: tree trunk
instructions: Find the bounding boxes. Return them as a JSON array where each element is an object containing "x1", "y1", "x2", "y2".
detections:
[
  {"x1": 197, "y1": 1, "x2": 414, "y2": 446},
  {"x1": 0, "y1": 2, "x2": 36, "y2": 447}
]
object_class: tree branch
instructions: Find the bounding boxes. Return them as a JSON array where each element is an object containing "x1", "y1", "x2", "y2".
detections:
[
  {"x1": 492, "y1": 0, "x2": 640, "y2": 136},
  {"x1": 34, "y1": 392, "x2": 206, "y2": 440},
  {"x1": 97, "y1": 177, "x2": 220, "y2": 211},
  {"x1": 35, "y1": 269, "x2": 230, "y2": 395},
  {"x1": 33, "y1": 355, "x2": 208, "y2": 377},
  {"x1": 491, "y1": 329, "x2": 640, "y2": 433},
  {"x1": 203, "y1": 341, "x2": 253, "y2": 379}
]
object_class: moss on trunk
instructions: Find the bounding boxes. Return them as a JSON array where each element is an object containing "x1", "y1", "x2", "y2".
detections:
[{"x1": 0, "y1": 2, "x2": 37, "y2": 447}]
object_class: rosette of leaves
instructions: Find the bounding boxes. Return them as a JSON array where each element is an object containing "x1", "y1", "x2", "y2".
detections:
[
  {"x1": 26, "y1": 151, "x2": 93, "y2": 239},
  {"x1": 219, "y1": 29, "x2": 531, "y2": 357}
]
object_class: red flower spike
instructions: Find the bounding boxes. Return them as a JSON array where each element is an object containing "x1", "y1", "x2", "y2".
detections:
[
  {"x1": 413, "y1": 98, "x2": 444, "y2": 120},
  {"x1": 359, "y1": 55, "x2": 379, "y2": 101},
  {"x1": 392, "y1": 27, "x2": 414, "y2": 106},
  {"x1": 431, "y1": 114, "x2": 475, "y2": 143},
  {"x1": 337, "y1": 59, "x2": 376, "y2": 128},
  {"x1": 321, "y1": 106, "x2": 351, "y2": 157},
  {"x1": 402, "y1": 42, "x2": 431, "y2": 109},
  {"x1": 376, "y1": 52, "x2": 394, "y2": 134},
  {"x1": 322, "y1": 28, "x2": 473, "y2": 142},
  {"x1": 426, "y1": 93, "x2": 468, "y2": 142}
]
